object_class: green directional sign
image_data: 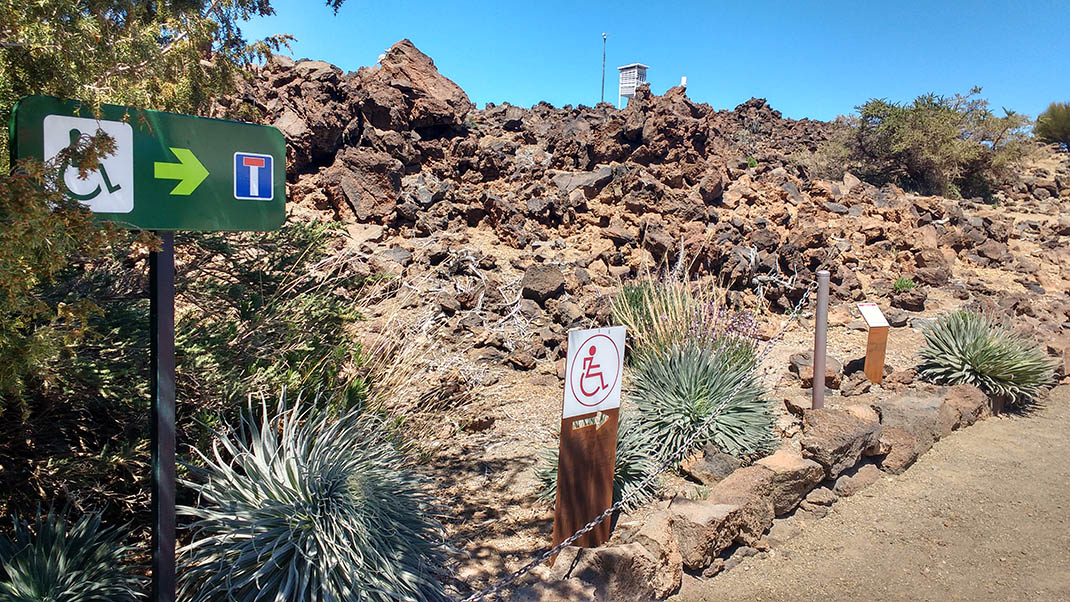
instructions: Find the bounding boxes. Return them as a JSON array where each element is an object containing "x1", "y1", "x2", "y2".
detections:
[{"x1": 11, "y1": 95, "x2": 285, "y2": 231}]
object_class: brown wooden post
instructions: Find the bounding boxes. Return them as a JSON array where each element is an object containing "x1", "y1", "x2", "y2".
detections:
[
  {"x1": 552, "y1": 408, "x2": 618, "y2": 550},
  {"x1": 857, "y1": 302, "x2": 890, "y2": 384},
  {"x1": 864, "y1": 325, "x2": 889, "y2": 384}
]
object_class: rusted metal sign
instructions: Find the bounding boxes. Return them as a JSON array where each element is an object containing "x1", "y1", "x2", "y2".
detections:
[{"x1": 553, "y1": 326, "x2": 625, "y2": 552}]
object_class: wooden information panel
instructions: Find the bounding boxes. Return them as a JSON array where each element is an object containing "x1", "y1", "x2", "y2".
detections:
[{"x1": 857, "y1": 303, "x2": 889, "y2": 384}]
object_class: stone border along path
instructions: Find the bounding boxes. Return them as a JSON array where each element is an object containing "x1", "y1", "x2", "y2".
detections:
[{"x1": 513, "y1": 384, "x2": 1068, "y2": 601}]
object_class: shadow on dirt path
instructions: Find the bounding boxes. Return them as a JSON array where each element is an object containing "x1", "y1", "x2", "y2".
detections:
[{"x1": 674, "y1": 385, "x2": 1070, "y2": 602}]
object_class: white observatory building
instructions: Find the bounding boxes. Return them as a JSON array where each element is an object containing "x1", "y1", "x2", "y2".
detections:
[{"x1": 617, "y1": 63, "x2": 649, "y2": 108}]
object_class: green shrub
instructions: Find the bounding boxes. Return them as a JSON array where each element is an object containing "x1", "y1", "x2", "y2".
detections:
[
  {"x1": 0, "y1": 508, "x2": 143, "y2": 601},
  {"x1": 816, "y1": 88, "x2": 1030, "y2": 198},
  {"x1": 791, "y1": 118, "x2": 854, "y2": 181},
  {"x1": 0, "y1": 220, "x2": 367, "y2": 527},
  {"x1": 893, "y1": 277, "x2": 916, "y2": 292},
  {"x1": 630, "y1": 344, "x2": 776, "y2": 463},
  {"x1": 176, "y1": 222, "x2": 365, "y2": 411},
  {"x1": 918, "y1": 311, "x2": 1055, "y2": 405},
  {"x1": 179, "y1": 391, "x2": 449, "y2": 602},
  {"x1": 534, "y1": 414, "x2": 661, "y2": 512},
  {"x1": 0, "y1": 148, "x2": 124, "y2": 406},
  {"x1": 611, "y1": 271, "x2": 756, "y2": 366},
  {"x1": 1034, "y1": 101, "x2": 1070, "y2": 151}
]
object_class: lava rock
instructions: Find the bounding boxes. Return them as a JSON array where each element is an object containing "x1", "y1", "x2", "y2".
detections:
[{"x1": 521, "y1": 265, "x2": 566, "y2": 304}]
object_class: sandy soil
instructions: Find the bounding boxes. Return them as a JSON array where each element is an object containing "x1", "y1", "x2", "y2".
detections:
[{"x1": 674, "y1": 385, "x2": 1070, "y2": 602}]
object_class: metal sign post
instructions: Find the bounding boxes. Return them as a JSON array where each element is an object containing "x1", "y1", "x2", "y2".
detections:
[
  {"x1": 813, "y1": 270, "x2": 830, "y2": 409},
  {"x1": 552, "y1": 326, "x2": 626, "y2": 556},
  {"x1": 12, "y1": 95, "x2": 287, "y2": 602},
  {"x1": 149, "y1": 232, "x2": 176, "y2": 602}
]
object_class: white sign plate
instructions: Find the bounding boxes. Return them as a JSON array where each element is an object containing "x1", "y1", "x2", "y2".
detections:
[
  {"x1": 562, "y1": 326, "x2": 626, "y2": 419},
  {"x1": 43, "y1": 115, "x2": 134, "y2": 213},
  {"x1": 857, "y1": 302, "x2": 889, "y2": 328}
]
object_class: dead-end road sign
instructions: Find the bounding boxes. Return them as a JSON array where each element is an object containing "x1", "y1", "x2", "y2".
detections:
[
  {"x1": 553, "y1": 326, "x2": 626, "y2": 553},
  {"x1": 11, "y1": 95, "x2": 285, "y2": 231},
  {"x1": 11, "y1": 96, "x2": 287, "y2": 602}
]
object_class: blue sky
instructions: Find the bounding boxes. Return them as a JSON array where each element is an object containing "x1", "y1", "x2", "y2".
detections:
[{"x1": 241, "y1": 0, "x2": 1069, "y2": 121}]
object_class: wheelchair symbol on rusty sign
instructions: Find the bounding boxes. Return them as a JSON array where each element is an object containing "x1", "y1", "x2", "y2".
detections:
[
  {"x1": 579, "y1": 345, "x2": 608, "y2": 396},
  {"x1": 569, "y1": 334, "x2": 621, "y2": 409}
]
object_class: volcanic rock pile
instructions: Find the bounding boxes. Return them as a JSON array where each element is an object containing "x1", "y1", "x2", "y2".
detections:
[{"x1": 215, "y1": 39, "x2": 1070, "y2": 379}]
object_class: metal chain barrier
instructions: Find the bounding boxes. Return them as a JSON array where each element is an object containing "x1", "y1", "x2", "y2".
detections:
[{"x1": 460, "y1": 252, "x2": 839, "y2": 602}]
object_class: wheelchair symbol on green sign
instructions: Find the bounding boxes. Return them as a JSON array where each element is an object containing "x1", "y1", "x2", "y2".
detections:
[{"x1": 59, "y1": 128, "x2": 123, "y2": 202}]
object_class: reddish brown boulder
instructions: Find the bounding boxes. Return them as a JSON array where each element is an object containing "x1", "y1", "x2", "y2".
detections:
[
  {"x1": 873, "y1": 393, "x2": 959, "y2": 456},
  {"x1": 706, "y1": 466, "x2": 777, "y2": 546},
  {"x1": 800, "y1": 408, "x2": 882, "y2": 479},
  {"x1": 755, "y1": 451, "x2": 825, "y2": 515},
  {"x1": 666, "y1": 500, "x2": 749, "y2": 570},
  {"x1": 876, "y1": 426, "x2": 920, "y2": 474},
  {"x1": 521, "y1": 265, "x2": 566, "y2": 304},
  {"x1": 321, "y1": 148, "x2": 402, "y2": 221},
  {"x1": 622, "y1": 511, "x2": 683, "y2": 598},
  {"x1": 355, "y1": 39, "x2": 473, "y2": 131},
  {"x1": 548, "y1": 544, "x2": 659, "y2": 601},
  {"x1": 833, "y1": 463, "x2": 882, "y2": 496},
  {"x1": 943, "y1": 384, "x2": 991, "y2": 427}
]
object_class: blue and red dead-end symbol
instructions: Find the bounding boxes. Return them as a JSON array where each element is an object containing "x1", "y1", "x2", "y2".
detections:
[{"x1": 233, "y1": 152, "x2": 273, "y2": 201}]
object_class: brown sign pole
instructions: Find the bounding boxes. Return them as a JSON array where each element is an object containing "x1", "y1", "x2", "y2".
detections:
[
  {"x1": 552, "y1": 408, "x2": 619, "y2": 550},
  {"x1": 551, "y1": 326, "x2": 626, "y2": 559}
]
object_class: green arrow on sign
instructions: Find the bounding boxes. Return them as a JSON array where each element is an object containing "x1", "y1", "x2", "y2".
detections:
[{"x1": 154, "y1": 147, "x2": 209, "y2": 195}]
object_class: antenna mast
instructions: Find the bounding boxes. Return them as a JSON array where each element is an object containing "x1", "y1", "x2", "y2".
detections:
[{"x1": 601, "y1": 33, "x2": 608, "y2": 104}]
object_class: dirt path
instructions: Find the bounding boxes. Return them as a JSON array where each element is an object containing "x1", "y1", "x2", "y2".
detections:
[{"x1": 674, "y1": 385, "x2": 1070, "y2": 602}]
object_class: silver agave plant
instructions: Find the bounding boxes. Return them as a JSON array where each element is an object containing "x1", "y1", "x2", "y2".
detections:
[
  {"x1": 918, "y1": 311, "x2": 1055, "y2": 405},
  {"x1": 178, "y1": 392, "x2": 450, "y2": 602},
  {"x1": 630, "y1": 344, "x2": 777, "y2": 463},
  {"x1": 0, "y1": 508, "x2": 143, "y2": 602}
]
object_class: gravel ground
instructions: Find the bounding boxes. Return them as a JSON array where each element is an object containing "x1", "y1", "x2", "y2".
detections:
[{"x1": 674, "y1": 385, "x2": 1070, "y2": 602}]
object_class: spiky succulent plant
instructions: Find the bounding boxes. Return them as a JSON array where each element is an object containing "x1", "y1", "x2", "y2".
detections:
[
  {"x1": 630, "y1": 344, "x2": 776, "y2": 463},
  {"x1": 918, "y1": 311, "x2": 1055, "y2": 405},
  {"x1": 0, "y1": 508, "x2": 143, "y2": 602},
  {"x1": 534, "y1": 414, "x2": 661, "y2": 512},
  {"x1": 178, "y1": 392, "x2": 450, "y2": 602}
]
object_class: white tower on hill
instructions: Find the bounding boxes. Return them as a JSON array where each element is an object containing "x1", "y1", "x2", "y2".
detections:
[{"x1": 617, "y1": 63, "x2": 649, "y2": 109}]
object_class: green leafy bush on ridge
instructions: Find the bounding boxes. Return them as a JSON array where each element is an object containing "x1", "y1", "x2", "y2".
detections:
[
  {"x1": 796, "y1": 88, "x2": 1030, "y2": 199},
  {"x1": 1034, "y1": 101, "x2": 1070, "y2": 151},
  {"x1": 917, "y1": 311, "x2": 1055, "y2": 405},
  {"x1": 0, "y1": 508, "x2": 143, "y2": 601},
  {"x1": 178, "y1": 391, "x2": 450, "y2": 602}
]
